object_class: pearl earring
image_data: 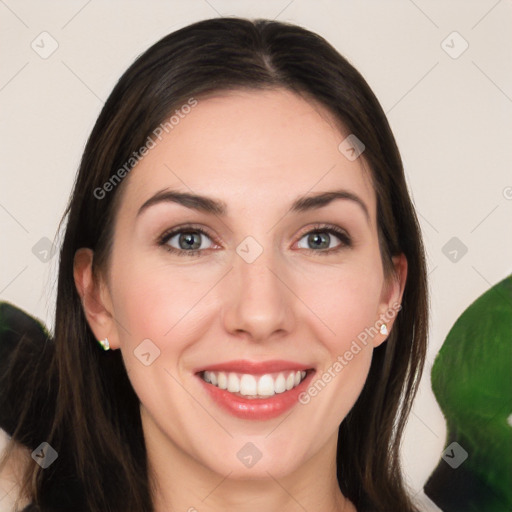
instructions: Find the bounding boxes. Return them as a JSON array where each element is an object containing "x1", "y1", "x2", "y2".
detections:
[
  {"x1": 380, "y1": 324, "x2": 388, "y2": 336},
  {"x1": 98, "y1": 337, "x2": 110, "y2": 351}
]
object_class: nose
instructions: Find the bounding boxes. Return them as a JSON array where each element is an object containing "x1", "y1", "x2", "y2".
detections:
[{"x1": 221, "y1": 247, "x2": 295, "y2": 342}]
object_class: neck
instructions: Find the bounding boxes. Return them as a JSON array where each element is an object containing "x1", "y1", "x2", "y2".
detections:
[{"x1": 141, "y1": 408, "x2": 355, "y2": 512}]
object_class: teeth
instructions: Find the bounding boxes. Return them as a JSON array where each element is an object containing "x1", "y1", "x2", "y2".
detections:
[
  {"x1": 217, "y1": 372, "x2": 227, "y2": 389},
  {"x1": 201, "y1": 370, "x2": 309, "y2": 398},
  {"x1": 286, "y1": 372, "x2": 295, "y2": 391},
  {"x1": 240, "y1": 374, "x2": 257, "y2": 396},
  {"x1": 227, "y1": 372, "x2": 240, "y2": 393},
  {"x1": 257, "y1": 374, "x2": 275, "y2": 396},
  {"x1": 275, "y1": 373, "x2": 286, "y2": 393}
]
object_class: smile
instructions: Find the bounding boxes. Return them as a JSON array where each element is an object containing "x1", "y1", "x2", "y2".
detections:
[
  {"x1": 195, "y1": 360, "x2": 315, "y2": 420},
  {"x1": 200, "y1": 370, "x2": 308, "y2": 398}
]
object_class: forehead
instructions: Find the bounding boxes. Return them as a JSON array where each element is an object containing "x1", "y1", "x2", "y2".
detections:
[{"x1": 118, "y1": 88, "x2": 375, "y2": 219}]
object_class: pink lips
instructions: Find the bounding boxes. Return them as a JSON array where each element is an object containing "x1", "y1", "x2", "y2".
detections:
[
  {"x1": 195, "y1": 359, "x2": 315, "y2": 420},
  {"x1": 196, "y1": 359, "x2": 312, "y2": 375}
]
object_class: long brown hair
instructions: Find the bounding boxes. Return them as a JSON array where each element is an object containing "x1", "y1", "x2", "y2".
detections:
[{"x1": 1, "y1": 17, "x2": 428, "y2": 511}]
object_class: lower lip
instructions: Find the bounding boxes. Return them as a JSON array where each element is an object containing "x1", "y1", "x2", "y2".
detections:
[{"x1": 197, "y1": 372, "x2": 314, "y2": 420}]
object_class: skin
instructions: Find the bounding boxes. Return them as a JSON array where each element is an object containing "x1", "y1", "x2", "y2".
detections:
[{"x1": 74, "y1": 89, "x2": 407, "y2": 512}]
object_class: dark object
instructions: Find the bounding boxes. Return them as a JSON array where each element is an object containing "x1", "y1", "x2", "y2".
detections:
[
  {"x1": 0, "y1": 301, "x2": 53, "y2": 444},
  {"x1": 424, "y1": 275, "x2": 512, "y2": 512},
  {"x1": 0, "y1": 302, "x2": 85, "y2": 511}
]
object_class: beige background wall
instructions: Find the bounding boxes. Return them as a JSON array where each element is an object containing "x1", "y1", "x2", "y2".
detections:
[{"x1": 1, "y1": 1, "x2": 511, "y2": 510}]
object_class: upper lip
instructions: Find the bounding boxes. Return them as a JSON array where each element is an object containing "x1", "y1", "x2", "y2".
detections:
[{"x1": 195, "y1": 359, "x2": 314, "y2": 375}]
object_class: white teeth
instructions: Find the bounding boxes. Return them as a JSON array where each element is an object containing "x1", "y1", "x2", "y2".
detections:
[
  {"x1": 257, "y1": 374, "x2": 275, "y2": 396},
  {"x1": 217, "y1": 371, "x2": 227, "y2": 389},
  {"x1": 227, "y1": 372, "x2": 240, "y2": 393},
  {"x1": 201, "y1": 369, "x2": 309, "y2": 398},
  {"x1": 274, "y1": 373, "x2": 286, "y2": 393},
  {"x1": 240, "y1": 374, "x2": 257, "y2": 396},
  {"x1": 285, "y1": 372, "x2": 295, "y2": 391}
]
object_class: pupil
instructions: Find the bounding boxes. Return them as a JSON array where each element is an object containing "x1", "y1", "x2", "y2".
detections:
[
  {"x1": 309, "y1": 232, "x2": 329, "y2": 249},
  {"x1": 180, "y1": 233, "x2": 200, "y2": 250}
]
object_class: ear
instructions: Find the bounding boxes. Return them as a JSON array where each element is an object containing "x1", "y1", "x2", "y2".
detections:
[
  {"x1": 373, "y1": 253, "x2": 407, "y2": 348},
  {"x1": 73, "y1": 248, "x2": 120, "y2": 350}
]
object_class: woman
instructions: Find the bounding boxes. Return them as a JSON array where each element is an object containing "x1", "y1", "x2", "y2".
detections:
[{"x1": 0, "y1": 16, "x2": 427, "y2": 511}]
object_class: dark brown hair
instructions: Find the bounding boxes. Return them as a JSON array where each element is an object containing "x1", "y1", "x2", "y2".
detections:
[{"x1": 1, "y1": 17, "x2": 428, "y2": 511}]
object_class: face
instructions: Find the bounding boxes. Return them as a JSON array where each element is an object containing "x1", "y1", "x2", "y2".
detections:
[{"x1": 76, "y1": 89, "x2": 405, "y2": 481}]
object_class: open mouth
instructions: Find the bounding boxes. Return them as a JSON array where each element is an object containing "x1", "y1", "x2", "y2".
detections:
[
  {"x1": 195, "y1": 360, "x2": 315, "y2": 420},
  {"x1": 200, "y1": 369, "x2": 310, "y2": 399}
]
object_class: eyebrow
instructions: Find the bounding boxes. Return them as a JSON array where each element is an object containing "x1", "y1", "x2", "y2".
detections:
[{"x1": 137, "y1": 188, "x2": 370, "y2": 222}]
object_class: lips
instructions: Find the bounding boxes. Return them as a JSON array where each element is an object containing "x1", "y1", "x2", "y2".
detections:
[
  {"x1": 197, "y1": 359, "x2": 312, "y2": 374},
  {"x1": 195, "y1": 360, "x2": 315, "y2": 420}
]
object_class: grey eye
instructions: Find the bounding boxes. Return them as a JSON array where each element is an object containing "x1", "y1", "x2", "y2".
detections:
[
  {"x1": 166, "y1": 231, "x2": 213, "y2": 251},
  {"x1": 297, "y1": 231, "x2": 342, "y2": 250}
]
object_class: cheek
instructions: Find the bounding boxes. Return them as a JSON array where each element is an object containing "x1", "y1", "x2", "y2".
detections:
[
  {"x1": 291, "y1": 256, "x2": 383, "y2": 409},
  {"x1": 108, "y1": 261, "x2": 212, "y2": 437},
  {"x1": 298, "y1": 258, "x2": 385, "y2": 351},
  {"x1": 110, "y1": 257, "x2": 213, "y2": 349}
]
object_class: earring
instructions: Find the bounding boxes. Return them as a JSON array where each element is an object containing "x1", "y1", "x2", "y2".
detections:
[
  {"x1": 98, "y1": 337, "x2": 110, "y2": 351},
  {"x1": 380, "y1": 324, "x2": 388, "y2": 336}
]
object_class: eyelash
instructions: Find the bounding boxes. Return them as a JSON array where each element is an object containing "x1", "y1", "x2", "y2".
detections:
[
  {"x1": 158, "y1": 225, "x2": 215, "y2": 257},
  {"x1": 157, "y1": 223, "x2": 352, "y2": 257}
]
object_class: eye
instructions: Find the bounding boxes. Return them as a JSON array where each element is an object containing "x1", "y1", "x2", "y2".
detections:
[
  {"x1": 157, "y1": 223, "x2": 351, "y2": 257},
  {"x1": 296, "y1": 224, "x2": 352, "y2": 254},
  {"x1": 158, "y1": 226, "x2": 216, "y2": 256}
]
